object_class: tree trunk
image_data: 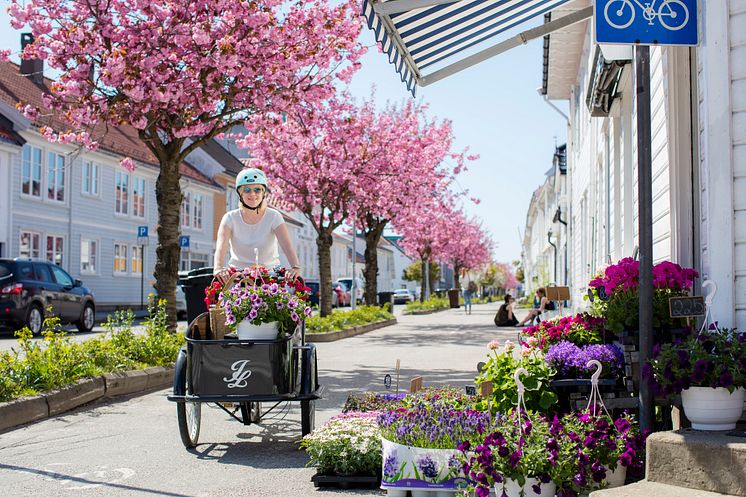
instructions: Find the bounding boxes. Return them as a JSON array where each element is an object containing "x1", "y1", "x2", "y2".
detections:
[
  {"x1": 420, "y1": 258, "x2": 427, "y2": 302},
  {"x1": 316, "y1": 230, "x2": 334, "y2": 317},
  {"x1": 453, "y1": 264, "x2": 462, "y2": 290},
  {"x1": 154, "y1": 158, "x2": 182, "y2": 330},
  {"x1": 363, "y1": 217, "x2": 387, "y2": 306}
]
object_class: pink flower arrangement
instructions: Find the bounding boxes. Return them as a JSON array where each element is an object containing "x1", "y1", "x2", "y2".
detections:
[
  {"x1": 589, "y1": 257, "x2": 697, "y2": 295},
  {"x1": 520, "y1": 313, "x2": 606, "y2": 351}
]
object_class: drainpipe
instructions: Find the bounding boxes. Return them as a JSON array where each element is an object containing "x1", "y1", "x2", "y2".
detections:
[
  {"x1": 554, "y1": 206, "x2": 568, "y2": 285},
  {"x1": 548, "y1": 230, "x2": 557, "y2": 283},
  {"x1": 537, "y1": 88, "x2": 569, "y2": 122}
]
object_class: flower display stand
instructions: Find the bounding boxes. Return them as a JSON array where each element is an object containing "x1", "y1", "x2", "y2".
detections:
[
  {"x1": 310, "y1": 472, "x2": 380, "y2": 489},
  {"x1": 381, "y1": 439, "x2": 469, "y2": 497}
]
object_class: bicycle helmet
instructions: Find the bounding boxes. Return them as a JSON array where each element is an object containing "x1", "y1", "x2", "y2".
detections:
[
  {"x1": 236, "y1": 168, "x2": 270, "y2": 193},
  {"x1": 235, "y1": 168, "x2": 269, "y2": 211}
]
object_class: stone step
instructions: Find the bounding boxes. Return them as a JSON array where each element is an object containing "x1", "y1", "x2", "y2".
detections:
[
  {"x1": 589, "y1": 481, "x2": 738, "y2": 497},
  {"x1": 645, "y1": 429, "x2": 746, "y2": 496}
]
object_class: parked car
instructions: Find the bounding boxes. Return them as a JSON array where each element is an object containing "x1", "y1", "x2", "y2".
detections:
[
  {"x1": 305, "y1": 280, "x2": 339, "y2": 308},
  {"x1": 0, "y1": 258, "x2": 96, "y2": 335},
  {"x1": 337, "y1": 277, "x2": 364, "y2": 304},
  {"x1": 332, "y1": 282, "x2": 351, "y2": 307},
  {"x1": 392, "y1": 288, "x2": 416, "y2": 304}
]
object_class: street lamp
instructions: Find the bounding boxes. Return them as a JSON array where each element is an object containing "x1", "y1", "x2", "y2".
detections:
[{"x1": 547, "y1": 230, "x2": 557, "y2": 284}]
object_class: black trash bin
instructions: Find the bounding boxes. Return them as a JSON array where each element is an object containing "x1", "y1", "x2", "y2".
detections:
[
  {"x1": 377, "y1": 291, "x2": 394, "y2": 308},
  {"x1": 178, "y1": 266, "x2": 215, "y2": 325},
  {"x1": 447, "y1": 289, "x2": 460, "y2": 308}
]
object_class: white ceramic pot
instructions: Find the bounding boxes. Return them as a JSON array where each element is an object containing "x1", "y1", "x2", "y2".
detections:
[
  {"x1": 497, "y1": 477, "x2": 556, "y2": 497},
  {"x1": 236, "y1": 320, "x2": 278, "y2": 340},
  {"x1": 681, "y1": 386, "x2": 745, "y2": 431},
  {"x1": 604, "y1": 465, "x2": 627, "y2": 488}
]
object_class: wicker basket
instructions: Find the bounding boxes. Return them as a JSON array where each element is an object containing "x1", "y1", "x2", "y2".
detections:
[{"x1": 204, "y1": 273, "x2": 243, "y2": 340}]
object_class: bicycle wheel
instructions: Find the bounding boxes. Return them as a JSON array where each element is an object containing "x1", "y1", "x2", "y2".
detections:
[
  {"x1": 175, "y1": 354, "x2": 201, "y2": 448},
  {"x1": 604, "y1": 0, "x2": 635, "y2": 29},
  {"x1": 177, "y1": 400, "x2": 202, "y2": 448},
  {"x1": 658, "y1": 0, "x2": 689, "y2": 31}
]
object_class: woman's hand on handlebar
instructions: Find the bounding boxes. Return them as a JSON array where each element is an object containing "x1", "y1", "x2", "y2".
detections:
[
  {"x1": 213, "y1": 267, "x2": 230, "y2": 285},
  {"x1": 287, "y1": 267, "x2": 302, "y2": 282}
]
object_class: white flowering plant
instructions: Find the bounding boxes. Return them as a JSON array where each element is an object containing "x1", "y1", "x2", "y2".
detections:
[
  {"x1": 217, "y1": 266, "x2": 312, "y2": 334},
  {"x1": 300, "y1": 411, "x2": 382, "y2": 476}
]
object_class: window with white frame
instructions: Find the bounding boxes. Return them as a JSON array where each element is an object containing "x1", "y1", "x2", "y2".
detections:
[
  {"x1": 21, "y1": 145, "x2": 42, "y2": 198},
  {"x1": 226, "y1": 188, "x2": 238, "y2": 211},
  {"x1": 114, "y1": 243, "x2": 128, "y2": 274},
  {"x1": 47, "y1": 152, "x2": 65, "y2": 202},
  {"x1": 82, "y1": 161, "x2": 100, "y2": 196},
  {"x1": 181, "y1": 191, "x2": 191, "y2": 228},
  {"x1": 192, "y1": 194, "x2": 203, "y2": 229},
  {"x1": 180, "y1": 251, "x2": 209, "y2": 272},
  {"x1": 131, "y1": 245, "x2": 143, "y2": 274},
  {"x1": 132, "y1": 176, "x2": 146, "y2": 218},
  {"x1": 19, "y1": 231, "x2": 41, "y2": 259},
  {"x1": 81, "y1": 239, "x2": 97, "y2": 273},
  {"x1": 46, "y1": 235, "x2": 64, "y2": 266},
  {"x1": 115, "y1": 172, "x2": 129, "y2": 215}
]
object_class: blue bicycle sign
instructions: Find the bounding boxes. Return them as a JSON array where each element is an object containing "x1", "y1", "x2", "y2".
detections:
[{"x1": 595, "y1": 0, "x2": 698, "y2": 46}]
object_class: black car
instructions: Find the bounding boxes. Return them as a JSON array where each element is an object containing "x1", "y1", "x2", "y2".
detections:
[{"x1": 0, "y1": 258, "x2": 96, "y2": 335}]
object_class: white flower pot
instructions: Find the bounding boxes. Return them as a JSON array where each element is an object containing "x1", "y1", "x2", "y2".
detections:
[
  {"x1": 236, "y1": 320, "x2": 278, "y2": 340},
  {"x1": 604, "y1": 465, "x2": 627, "y2": 488},
  {"x1": 497, "y1": 477, "x2": 556, "y2": 497},
  {"x1": 681, "y1": 386, "x2": 745, "y2": 431}
]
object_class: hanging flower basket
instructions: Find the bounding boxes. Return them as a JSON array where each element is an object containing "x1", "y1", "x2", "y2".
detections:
[{"x1": 681, "y1": 386, "x2": 745, "y2": 431}]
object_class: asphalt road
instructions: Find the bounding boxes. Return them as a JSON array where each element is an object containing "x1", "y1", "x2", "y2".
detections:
[{"x1": 0, "y1": 302, "x2": 523, "y2": 497}]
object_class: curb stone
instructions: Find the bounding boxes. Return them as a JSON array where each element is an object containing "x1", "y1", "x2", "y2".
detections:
[
  {"x1": 306, "y1": 318, "x2": 397, "y2": 343},
  {"x1": 0, "y1": 394, "x2": 48, "y2": 432},
  {"x1": 0, "y1": 365, "x2": 175, "y2": 434}
]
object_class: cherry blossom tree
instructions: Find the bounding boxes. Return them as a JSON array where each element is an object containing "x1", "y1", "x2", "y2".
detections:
[
  {"x1": 439, "y1": 214, "x2": 494, "y2": 290},
  {"x1": 242, "y1": 96, "x2": 391, "y2": 317},
  {"x1": 353, "y1": 100, "x2": 471, "y2": 304},
  {"x1": 9, "y1": 0, "x2": 364, "y2": 326}
]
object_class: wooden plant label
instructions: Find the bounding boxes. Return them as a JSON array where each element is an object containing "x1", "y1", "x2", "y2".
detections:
[{"x1": 409, "y1": 376, "x2": 423, "y2": 393}]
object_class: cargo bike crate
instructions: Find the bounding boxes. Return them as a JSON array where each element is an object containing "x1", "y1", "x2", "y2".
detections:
[{"x1": 167, "y1": 312, "x2": 323, "y2": 448}]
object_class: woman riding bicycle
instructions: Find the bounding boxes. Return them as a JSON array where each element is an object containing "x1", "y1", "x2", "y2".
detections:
[{"x1": 213, "y1": 168, "x2": 302, "y2": 284}]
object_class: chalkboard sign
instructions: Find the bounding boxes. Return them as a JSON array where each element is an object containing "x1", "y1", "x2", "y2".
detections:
[{"x1": 669, "y1": 296, "x2": 705, "y2": 318}]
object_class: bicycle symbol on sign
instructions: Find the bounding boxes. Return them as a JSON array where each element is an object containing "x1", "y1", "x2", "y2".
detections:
[{"x1": 603, "y1": 0, "x2": 690, "y2": 31}]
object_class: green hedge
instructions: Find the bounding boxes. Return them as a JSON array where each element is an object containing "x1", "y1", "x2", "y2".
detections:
[
  {"x1": 0, "y1": 300, "x2": 184, "y2": 402},
  {"x1": 305, "y1": 305, "x2": 393, "y2": 334},
  {"x1": 404, "y1": 296, "x2": 450, "y2": 313}
]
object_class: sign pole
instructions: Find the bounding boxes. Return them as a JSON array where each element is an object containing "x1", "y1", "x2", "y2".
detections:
[
  {"x1": 635, "y1": 44, "x2": 654, "y2": 433},
  {"x1": 141, "y1": 245, "x2": 145, "y2": 310}
]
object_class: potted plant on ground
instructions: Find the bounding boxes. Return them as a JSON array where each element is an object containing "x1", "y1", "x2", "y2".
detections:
[
  {"x1": 217, "y1": 266, "x2": 311, "y2": 339},
  {"x1": 301, "y1": 411, "x2": 382, "y2": 480},
  {"x1": 645, "y1": 327, "x2": 746, "y2": 430},
  {"x1": 519, "y1": 313, "x2": 606, "y2": 352},
  {"x1": 557, "y1": 409, "x2": 647, "y2": 495},
  {"x1": 377, "y1": 397, "x2": 490, "y2": 497},
  {"x1": 459, "y1": 410, "x2": 566, "y2": 497}
]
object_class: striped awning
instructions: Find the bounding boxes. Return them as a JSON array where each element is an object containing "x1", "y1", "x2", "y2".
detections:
[{"x1": 362, "y1": 0, "x2": 574, "y2": 95}]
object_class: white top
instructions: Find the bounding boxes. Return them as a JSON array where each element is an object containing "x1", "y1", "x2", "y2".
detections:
[{"x1": 221, "y1": 208, "x2": 285, "y2": 269}]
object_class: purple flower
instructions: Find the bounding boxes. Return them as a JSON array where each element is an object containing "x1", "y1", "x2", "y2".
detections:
[
  {"x1": 507, "y1": 449, "x2": 522, "y2": 469},
  {"x1": 290, "y1": 311, "x2": 299, "y2": 322},
  {"x1": 417, "y1": 455, "x2": 439, "y2": 480},
  {"x1": 383, "y1": 453, "x2": 399, "y2": 480},
  {"x1": 276, "y1": 301, "x2": 285, "y2": 310},
  {"x1": 303, "y1": 306, "x2": 312, "y2": 316},
  {"x1": 248, "y1": 308, "x2": 258, "y2": 320},
  {"x1": 532, "y1": 483, "x2": 542, "y2": 495}
]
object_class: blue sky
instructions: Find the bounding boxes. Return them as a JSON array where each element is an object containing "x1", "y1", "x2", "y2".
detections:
[{"x1": 0, "y1": 7, "x2": 568, "y2": 263}]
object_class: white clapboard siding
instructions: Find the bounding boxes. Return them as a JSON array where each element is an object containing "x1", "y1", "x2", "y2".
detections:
[
  {"x1": 649, "y1": 46, "x2": 672, "y2": 263},
  {"x1": 731, "y1": 0, "x2": 746, "y2": 328}
]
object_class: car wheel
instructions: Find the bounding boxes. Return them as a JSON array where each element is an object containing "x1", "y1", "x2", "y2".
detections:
[
  {"x1": 76, "y1": 303, "x2": 95, "y2": 333},
  {"x1": 26, "y1": 304, "x2": 43, "y2": 336}
]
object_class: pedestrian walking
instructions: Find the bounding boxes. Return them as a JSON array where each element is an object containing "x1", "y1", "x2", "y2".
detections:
[
  {"x1": 464, "y1": 280, "x2": 477, "y2": 314},
  {"x1": 213, "y1": 168, "x2": 303, "y2": 283},
  {"x1": 494, "y1": 294, "x2": 519, "y2": 327}
]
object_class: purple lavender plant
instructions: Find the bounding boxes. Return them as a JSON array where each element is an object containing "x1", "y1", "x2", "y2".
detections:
[{"x1": 545, "y1": 341, "x2": 623, "y2": 378}]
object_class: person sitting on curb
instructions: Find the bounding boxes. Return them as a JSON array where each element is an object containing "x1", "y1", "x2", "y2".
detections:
[
  {"x1": 494, "y1": 294, "x2": 519, "y2": 327},
  {"x1": 516, "y1": 288, "x2": 555, "y2": 327}
]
